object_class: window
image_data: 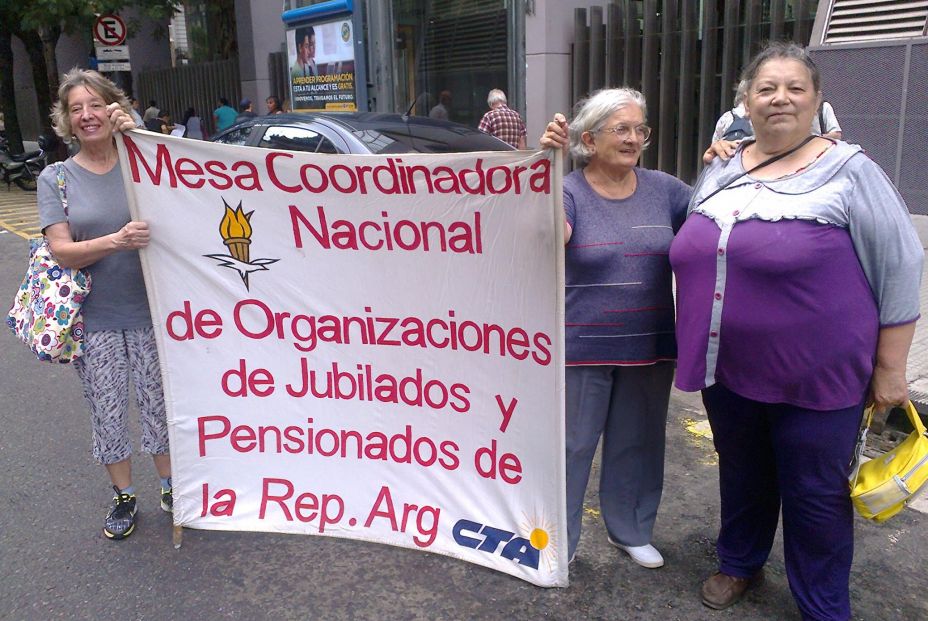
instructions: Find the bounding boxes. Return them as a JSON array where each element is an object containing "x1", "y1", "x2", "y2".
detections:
[
  {"x1": 392, "y1": 0, "x2": 510, "y2": 126},
  {"x1": 258, "y1": 126, "x2": 338, "y2": 153},
  {"x1": 213, "y1": 127, "x2": 251, "y2": 146},
  {"x1": 822, "y1": 0, "x2": 928, "y2": 44}
]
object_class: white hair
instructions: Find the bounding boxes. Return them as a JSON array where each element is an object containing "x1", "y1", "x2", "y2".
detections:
[
  {"x1": 733, "y1": 80, "x2": 749, "y2": 107},
  {"x1": 487, "y1": 89, "x2": 507, "y2": 107},
  {"x1": 568, "y1": 88, "x2": 648, "y2": 164}
]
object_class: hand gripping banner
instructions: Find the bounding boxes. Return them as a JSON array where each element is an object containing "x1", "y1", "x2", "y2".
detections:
[{"x1": 116, "y1": 131, "x2": 567, "y2": 586}]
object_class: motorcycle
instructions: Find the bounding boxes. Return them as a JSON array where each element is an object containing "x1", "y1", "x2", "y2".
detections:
[{"x1": 0, "y1": 135, "x2": 49, "y2": 191}]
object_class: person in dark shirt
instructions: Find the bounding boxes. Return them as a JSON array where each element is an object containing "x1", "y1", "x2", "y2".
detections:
[
  {"x1": 235, "y1": 99, "x2": 257, "y2": 123},
  {"x1": 144, "y1": 110, "x2": 173, "y2": 134}
]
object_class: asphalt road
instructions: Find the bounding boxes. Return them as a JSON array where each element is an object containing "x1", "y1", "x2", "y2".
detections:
[{"x1": 1, "y1": 217, "x2": 926, "y2": 620}]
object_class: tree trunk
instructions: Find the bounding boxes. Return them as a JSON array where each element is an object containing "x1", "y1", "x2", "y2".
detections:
[
  {"x1": 39, "y1": 25, "x2": 61, "y2": 100},
  {"x1": 0, "y1": 24, "x2": 24, "y2": 153},
  {"x1": 15, "y1": 29, "x2": 54, "y2": 137}
]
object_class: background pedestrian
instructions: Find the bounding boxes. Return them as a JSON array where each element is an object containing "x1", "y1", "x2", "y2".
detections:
[{"x1": 479, "y1": 89, "x2": 526, "y2": 149}]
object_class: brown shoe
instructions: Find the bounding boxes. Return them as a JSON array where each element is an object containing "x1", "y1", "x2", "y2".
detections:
[{"x1": 700, "y1": 569, "x2": 765, "y2": 610}]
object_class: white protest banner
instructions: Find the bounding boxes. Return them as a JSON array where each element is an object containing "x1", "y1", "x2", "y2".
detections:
[{"x1": 116, "y1": 131, "x2": 566, "y2": 586}]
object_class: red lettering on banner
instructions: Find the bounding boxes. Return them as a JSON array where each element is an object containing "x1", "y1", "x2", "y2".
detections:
[
  {"x1": 174, "y1": 157, "x2": 205, "y2": 188},
  {"x1": 225, "y1": 300, "x2": 552, "y2": 367},
  {"x1": 373, "y1": 159, "x2": 402, "y2": 194},
  {"x1": 230, "y1": 161, "x2": 262, "y2": 190},
  {"x1": 290, "y1": 205, "x2": 328, "y2": 248},
  {"x1": 532, "y1": 333, "x2": 552, "y2": 366},
  {"x1": 289, "y1": 205, "x2": 481, "y2": 254},
  {"x1": 204, "y1": 161, "x2": 233, "y2": 190},
  {"x1": 123, "y1": 136, "x2": 177, "y2": 186},
  {"x1": 364, "y1": 485, "x2": 440, "y2": 547},
  {"x1": 195, "y1": 415, "x2": 461, "y2": 472},
  {"x1": 265, "y1": 152, "x2": 301, "y2": 193},
  {"x1": 200, "y1": 482, "x2": 236, "y2": 517},
  {"x1": 221, "y1": 359, "x2": 275, "y2": 397},
  {"x1": 123, "y1": 135, "x2": 551, "y2": 195},
  {"x1": 259, "y1": 478, "x2": 345, "y2": 532},
  {"x1": 495, "y1": 395, "x2": 518, "y2": 433},
  {"x1": 198, "y1": 415, "x2": 230, "y2": 456},
  {"x1": 165, "y1": 300, "x2": 223, "y2": 341},
  {"x1": 475, "y1": 439, "x2": 523, "y2": 484},
  {"x1": 529, "y1": 158, "x2": 551, "y2": 193}
]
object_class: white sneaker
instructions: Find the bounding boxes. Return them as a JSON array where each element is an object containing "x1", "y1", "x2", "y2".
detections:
[{"x1": 608, "y1": 536, "x2": 664, "y2": 568}]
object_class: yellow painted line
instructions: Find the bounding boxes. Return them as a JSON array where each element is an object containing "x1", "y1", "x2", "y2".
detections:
[
  {"x1": 0, "y1": 224, "x2": 40, "y2": 238},
  {"x1": 0, "y1": 190, "x2": 40, "y2": 240},
  {"x1": 0, "y1": 213, "x2": 35, "y2": 220}
]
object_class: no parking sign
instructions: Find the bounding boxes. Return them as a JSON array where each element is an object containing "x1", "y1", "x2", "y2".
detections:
[{"x1": 93, "y1": 14, "x2": 127, "y2": 46}]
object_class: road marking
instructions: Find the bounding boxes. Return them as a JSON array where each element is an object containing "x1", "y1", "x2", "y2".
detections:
[{"x1": 0, "y1": 189, "x2": 39, "y2": 239}]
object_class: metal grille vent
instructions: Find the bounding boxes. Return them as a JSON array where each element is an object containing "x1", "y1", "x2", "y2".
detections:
[{"x1": 824, "y1": 0, "x2": 928, "y2": 43}]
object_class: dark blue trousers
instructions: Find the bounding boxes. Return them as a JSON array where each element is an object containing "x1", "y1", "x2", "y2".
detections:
[{"x1": 702, "y1": 383, "x2": 863, "y2": 621}]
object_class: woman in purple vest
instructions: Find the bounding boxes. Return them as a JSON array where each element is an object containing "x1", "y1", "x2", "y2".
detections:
[
  {"x1": 541, "y1": 88, "x2": 692, "y2": 568},
  {"x1": 671, "y1": 42, "x2": 922, "y2": 620}
]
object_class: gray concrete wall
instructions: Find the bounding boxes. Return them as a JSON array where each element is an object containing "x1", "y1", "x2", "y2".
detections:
[
  {"x1": 235, "y1": 0, "x2": 288, "y2": 115},
  {"x1": 525, "y1": 1, "x2": 595, "y2": 149}
]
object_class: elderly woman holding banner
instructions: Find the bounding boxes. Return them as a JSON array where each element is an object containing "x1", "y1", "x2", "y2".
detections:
[
  {"x1": 37, "y1": 68, "x2": 170, "y2": 541},
  {"x1": 671, "y1": 42, "x2": 922, "y2": 618},
  {"x1": 541, "y1": 88, "x2": 691, "y2": 567}
]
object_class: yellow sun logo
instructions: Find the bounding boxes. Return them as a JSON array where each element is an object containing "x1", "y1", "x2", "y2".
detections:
[{"x1": 520, "y1": 511, "x2": 560, "y2": 571}]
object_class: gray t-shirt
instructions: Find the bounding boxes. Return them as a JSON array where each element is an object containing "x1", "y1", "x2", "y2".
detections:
[{"x1": 37, "y1": 159, "x2": 152, "y2": 332}]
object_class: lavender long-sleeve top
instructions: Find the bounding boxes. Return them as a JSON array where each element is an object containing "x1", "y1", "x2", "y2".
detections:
[{"x1": 670, "y1": 140, "x2": 923, "y2": 410}]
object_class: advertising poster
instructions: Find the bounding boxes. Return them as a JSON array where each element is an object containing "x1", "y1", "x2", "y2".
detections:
[
  {"x1": 288, "y1": 18, "x2": 357, "y2": 111},
  {"x1": 116, "y1": 131, "x2": 567, "y2": 587}
]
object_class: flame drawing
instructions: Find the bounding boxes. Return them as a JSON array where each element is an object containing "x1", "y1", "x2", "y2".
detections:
[
  {"x1": 204, "y1": 198, "x2": 278, "y2": 290},
  {"x1": 221, "y1": 203, "x2": 253, "y2": 263}
]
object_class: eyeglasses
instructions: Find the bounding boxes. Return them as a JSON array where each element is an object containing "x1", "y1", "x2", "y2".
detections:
[{"x1": 596, "y1": 124, "x2": 652, "y2": 141}]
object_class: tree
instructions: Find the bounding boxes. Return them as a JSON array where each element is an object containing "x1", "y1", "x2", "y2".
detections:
[
  {"x1": 0, "y1": 17, "x2": 24, "y2": 153},
  {"x1": 0, "y1": 1, "x2": 179, "y2": 153}
]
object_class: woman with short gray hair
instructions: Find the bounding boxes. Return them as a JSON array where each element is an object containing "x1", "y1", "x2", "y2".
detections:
[{"x1": 541, "y1": 88, "x2": 691, "y2": 568}]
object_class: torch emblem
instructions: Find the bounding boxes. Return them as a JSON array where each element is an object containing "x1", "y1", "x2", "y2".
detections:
[{"x1": 204, "y1": 199, "x2": 278, "y2": 290}]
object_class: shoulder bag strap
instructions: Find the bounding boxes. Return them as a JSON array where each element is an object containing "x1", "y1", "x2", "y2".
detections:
[
  {"x1": 54, "y1": 162, "x2": 69, "y2": 220},
  {"x1": 696, "y1": 135, "x2": 816, "y2": 207},
  {"x1": 849, "y1": 405, "x2": 875, "y2": 487}
]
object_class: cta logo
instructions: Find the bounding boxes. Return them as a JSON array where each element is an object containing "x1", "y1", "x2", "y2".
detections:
[{"x1": 453, "y1": 519, "x2": 550, "y2": 569}]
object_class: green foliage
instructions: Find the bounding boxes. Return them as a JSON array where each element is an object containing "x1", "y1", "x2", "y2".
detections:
[{"x1": 14, "y1": 1, "x2": 181, "y2": 36}]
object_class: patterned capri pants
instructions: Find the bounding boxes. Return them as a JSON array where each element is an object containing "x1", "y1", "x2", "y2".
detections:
[{"x1": 73, "y1": 326, "x2": 170, "y2": 465}]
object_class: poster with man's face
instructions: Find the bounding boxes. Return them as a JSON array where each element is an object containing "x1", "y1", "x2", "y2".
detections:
[{"x1": 288, "y1": 19, "x2": 357, "y2": 111}]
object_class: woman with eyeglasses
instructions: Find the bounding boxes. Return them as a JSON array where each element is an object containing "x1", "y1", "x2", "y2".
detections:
[{"x1": 540, "y1": 88, "x2": 691, "y2": 567}]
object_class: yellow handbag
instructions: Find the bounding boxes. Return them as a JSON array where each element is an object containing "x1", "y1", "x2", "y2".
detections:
[{"x1": 849, "y1": 401, "x2": 928, "y2": 522}]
